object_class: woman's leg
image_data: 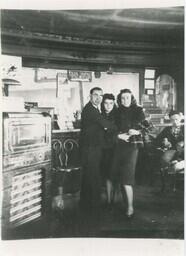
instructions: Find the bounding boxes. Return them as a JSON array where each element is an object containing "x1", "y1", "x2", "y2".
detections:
[
  {"x1": 123, "y1": 185, "x2": 134, "y2": 215},
  {"x1": 121, "y1": 146, "x2": 138, "y2": 216},
  {"x1": 106, "y1": 179, "x2": 113, "y2": 204}
]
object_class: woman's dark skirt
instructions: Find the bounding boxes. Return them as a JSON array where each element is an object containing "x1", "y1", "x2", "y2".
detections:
[
  {"x1": 100, "y1": 147, "x2": 114, "y2": 181},
  {"x1": 111, "y1": 141, "x2": 139, "y2": 186}
]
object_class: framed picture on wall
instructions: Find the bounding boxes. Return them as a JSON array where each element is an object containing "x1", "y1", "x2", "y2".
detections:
[{"x1": 34, "y1": 68, "x2": 57, "y2": 83}]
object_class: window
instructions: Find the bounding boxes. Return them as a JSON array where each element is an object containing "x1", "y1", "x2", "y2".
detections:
[
  {"x1": 142, "y1": 69, "x2": 156, "y2": 108},
  {"x1": 144, "y1": 69, "x2": 155, "y2": 89}
]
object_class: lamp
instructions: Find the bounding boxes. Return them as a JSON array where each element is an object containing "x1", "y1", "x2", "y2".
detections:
[
  {"x1": 94, "y1": 71, "x2": 101, "y2": 78},
  {"x1": 2, "y1": 78, "x2": 21, "y2": 86},
  {"x1": 1, "y1": 55, "x2": 22, "y2": 96},
  {"x1": 2, "y1": 78, "x2": 21, "y2": 96},
  {"x1": 107, "y1": 65, "x2": 113, "y2": 75}
]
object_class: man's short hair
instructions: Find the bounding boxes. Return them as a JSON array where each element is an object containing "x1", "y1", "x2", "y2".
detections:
[{"x1": 90, "y1": 87, "x2": 102, "y2": 95}]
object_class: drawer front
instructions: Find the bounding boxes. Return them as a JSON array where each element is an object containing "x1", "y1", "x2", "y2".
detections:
[
  {"x1": 2, "y1": 167, "x2": 52, "y2": 229},
  {"x1": 3, "y1": 163, "x2": 51, "y2": 189}
]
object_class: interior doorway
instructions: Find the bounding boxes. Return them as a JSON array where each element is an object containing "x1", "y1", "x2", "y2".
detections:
[{"x1": 82, "y1": 72, "x2": 139, "y2": 105}]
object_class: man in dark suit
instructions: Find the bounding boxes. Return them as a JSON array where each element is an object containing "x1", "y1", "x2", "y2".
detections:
[{"x1": 80, "y1": 87, "x2": 115, "y2": 211}]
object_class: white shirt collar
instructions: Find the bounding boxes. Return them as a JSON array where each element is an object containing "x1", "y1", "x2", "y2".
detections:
[{"x1": 91, "y1": 102, "x2": 101, "y2": 112}]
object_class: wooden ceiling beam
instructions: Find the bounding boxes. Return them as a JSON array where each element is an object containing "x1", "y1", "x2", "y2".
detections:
[
  {"x1": 2, "y1": 41, "x2": 183, "y2": 69},
  {"x1": 1, "y1": 29, "x2": 183, "y2": 52}
]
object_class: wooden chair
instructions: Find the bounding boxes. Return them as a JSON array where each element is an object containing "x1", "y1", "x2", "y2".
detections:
[
  {"x1": 51, "y1": 138, "x2": 82, "y2": 211},
  {"x1": 160, "y1": 165, "x2": 184, "y2": 192}
]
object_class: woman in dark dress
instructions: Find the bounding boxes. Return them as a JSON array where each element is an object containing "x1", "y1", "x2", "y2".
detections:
[
  {"x1": 111, "y1": 89, "x2": 146, "y2": 218},
  {"x1": 101, "y1": 94, "x2": 117, "y2": 206}
]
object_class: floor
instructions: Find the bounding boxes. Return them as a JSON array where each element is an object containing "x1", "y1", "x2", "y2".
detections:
[
  {"x1": 3, "y1": 176, "x2": 184, "y2": 240},
  {"x1": 49, "y1": 184, "x2": 184, "y2": 239}
]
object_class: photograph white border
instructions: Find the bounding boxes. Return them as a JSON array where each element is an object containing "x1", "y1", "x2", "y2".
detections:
[{"x1": 0, "y1": 1, "x2": 185, "y2": 256}]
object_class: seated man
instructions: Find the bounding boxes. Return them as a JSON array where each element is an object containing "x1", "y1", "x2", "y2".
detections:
[{"x1": 155, "y1": 110, "x2": 184, "y2": 190}]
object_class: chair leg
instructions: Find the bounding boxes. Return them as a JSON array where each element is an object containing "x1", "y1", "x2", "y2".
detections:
[
  {"x1": 160, "y1": 168, "x2": 166, "y2": 192},
  {"x1": 172, "y1": 173, "x2": 177, "y2": 192}
]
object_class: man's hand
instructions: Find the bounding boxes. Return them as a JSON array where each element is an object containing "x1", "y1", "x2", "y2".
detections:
[
  {"x1": 171, "y1": 160, "x2": 178, "y2": 165},
  {"x1": 162, "y1": 138, "x2": 172, "y2": 148},
  {"x1": 174, "y1": 160, "x2": 184, "y2": 171},
  {"x1": 52, "y1": 195, "x2": 64, "y2": 210}
]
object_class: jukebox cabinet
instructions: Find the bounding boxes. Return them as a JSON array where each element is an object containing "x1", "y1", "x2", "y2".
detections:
[{"x1": 2, "y1": 112, "x2": 52, "y2": 239}]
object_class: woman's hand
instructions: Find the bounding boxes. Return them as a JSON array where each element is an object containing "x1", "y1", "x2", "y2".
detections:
[
  {"x1": 118, "y1": 133, "x2": 130, "y2": 142},
  {"x1": 128, "y1": 129, "x2": 140, "y2": 136}
]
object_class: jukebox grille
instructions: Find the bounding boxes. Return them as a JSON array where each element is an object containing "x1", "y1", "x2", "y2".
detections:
[{"x1": 10, "y1": 169, "x2": 43, "y2": 227}]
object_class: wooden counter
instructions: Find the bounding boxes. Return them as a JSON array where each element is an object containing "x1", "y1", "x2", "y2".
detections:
[{"x1": 52, "y1": 129, "x2": 80, "y2": 134}]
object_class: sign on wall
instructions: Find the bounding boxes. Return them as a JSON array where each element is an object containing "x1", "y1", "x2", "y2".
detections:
[{"x1": 67, "y1": 70, "x2": 92, "y2": 82}]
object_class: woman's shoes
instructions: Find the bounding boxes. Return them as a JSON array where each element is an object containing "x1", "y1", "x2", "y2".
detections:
[
  {"x1": 126, "y1": 208, "x2": 134, "y2": 219},
  {"x1": 126, "y1": 212, "x2": 134, "y2": 219},
  {"x1": 106, "y1": 201, "x2": 113, "y2": 211}
]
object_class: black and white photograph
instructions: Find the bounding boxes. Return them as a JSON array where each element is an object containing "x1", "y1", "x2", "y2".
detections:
[{"x1": 0, "y1": 1, "x2": 185, "y2": 255}]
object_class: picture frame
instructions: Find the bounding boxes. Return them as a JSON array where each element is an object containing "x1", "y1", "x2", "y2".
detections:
[{"x1": 34, "y1": 68, "x2": 57, "y2": 83}]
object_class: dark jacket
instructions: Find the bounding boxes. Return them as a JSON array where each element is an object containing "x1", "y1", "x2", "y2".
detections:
[
  {"x1": 102, "y1": 109, "x2": 118, "y2": 149},
  {"x1": 155, "y1": 125, "x2": 184, "y2": 150},
  {"x1": 80, "y1": 101, "x2": 115, "y2": 148},
  {"x1": 116, "y1": 105, "x2": 146, "y2": 146}
]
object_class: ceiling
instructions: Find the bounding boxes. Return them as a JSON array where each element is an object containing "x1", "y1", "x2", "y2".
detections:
[
  {"x1": 1, "y1": 8, "x2": 184, "y2": 44},
  {"x1": 0, "y1": 8, "x2": 184, "y2": 69}
]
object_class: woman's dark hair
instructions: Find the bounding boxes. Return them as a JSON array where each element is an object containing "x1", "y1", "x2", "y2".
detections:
[
  {"x1": 117, "y1": 89, "x2": 137, "y2": 107},
  {"x1": 101, "y1": 93, "x2": 116, "y2": 113},
  {"x1": 103, "y1": 93, "x2": 115, "y2": 102}
]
